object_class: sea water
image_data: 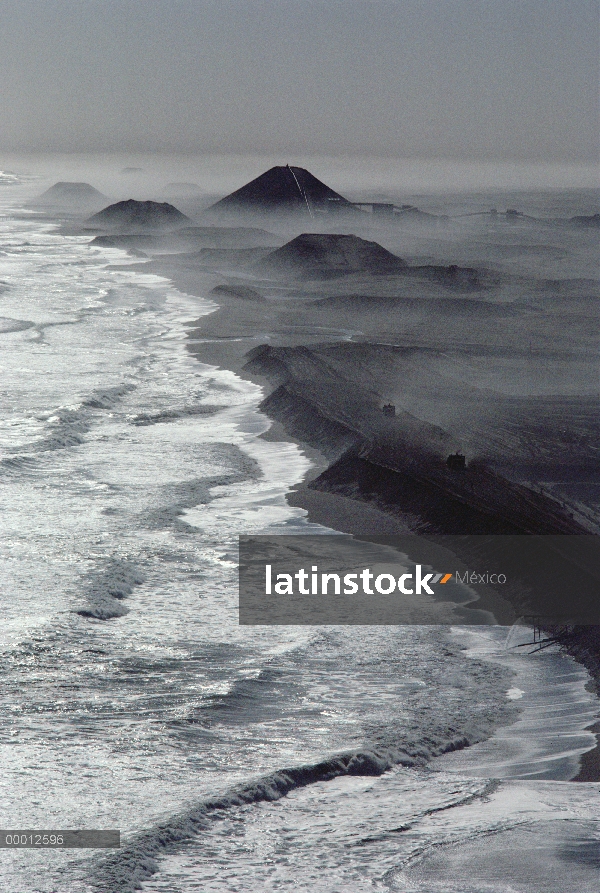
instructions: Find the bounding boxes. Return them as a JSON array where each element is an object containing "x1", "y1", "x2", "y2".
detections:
[{"x1": 0, "y1": 178, "x2": 598, "y2": 892}]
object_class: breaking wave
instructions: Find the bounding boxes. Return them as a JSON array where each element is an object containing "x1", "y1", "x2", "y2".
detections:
[
  {"x1": 0, "y1": 315, "x2": 36, "y2": 332},
  {"x1": 91, "y1": 725, "x2": 498, "y2": 892},
  {"x1": 75, "y1": 558, "x2": 145, "y2": 620},
  {"x1": 131, "y1": 404, "x2": 224, "y2": 426},
  {"x1": 3, "y1": 384, "x2": 137, "y2": 457}
]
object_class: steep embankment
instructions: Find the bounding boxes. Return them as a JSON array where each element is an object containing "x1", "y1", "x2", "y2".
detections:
[
  {"x1": 245, "y1": 338, "x2": 599, "y2": 684},
  {"x1": 244, "y1": 343, "x2": 585, "y2": 536}
]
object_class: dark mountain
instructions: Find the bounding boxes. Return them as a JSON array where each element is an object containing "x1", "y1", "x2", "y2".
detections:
[
  {"x1": 35, "y1": 182, "x2": 108, "y2": 212},
  {"x1": 207, "y1": 165, "x2": 352, "y2": 217},
  {"x1": 260, "y1": 233, "x2": 408, "y2": 277},
  {"x1": 86, "y1": 199, "x2": 190, "y2": 231}
]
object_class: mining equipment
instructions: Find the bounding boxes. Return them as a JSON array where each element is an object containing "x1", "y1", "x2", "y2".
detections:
[{"x1": 446, "y1": 452, "x2": 466, "y2": 470}]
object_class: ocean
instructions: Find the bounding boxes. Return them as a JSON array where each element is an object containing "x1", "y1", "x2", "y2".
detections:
[{"x1": 0, "y1": 175, "x2": 598, "y2": 892}]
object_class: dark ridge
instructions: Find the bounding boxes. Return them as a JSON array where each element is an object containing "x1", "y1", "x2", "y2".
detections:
[
  {"x1": 89, "y1": 226, "x2": 277, "y2": 253},
  {"x1": 208, "y1": 165, "x2": 351, "y2": 216},
  {"x1": 395, "y1": 205, "x2": 439, "y2": 221},
  {"x1": 244, "y1": 343, "x2": 297, "y2": 382},
  {"x1": 182, "y1": 247, "x2": 272, "y2": 268},
  {"x1": 243, "y1": 344, "x2": 590, "y2": 536},
  {"x1": 90, "y1": 234, "x2": 159, "y2": 249},
  {"x1": 311, "y1": 446, "x2": 587, "y2": 536},
  {"x1": 87, "y1": 199, "x2": 190, "y2": 231},
  {"x1": 407, "y1": 264, "x2": 483, "y2": 289},
  {"x1": 260, "y1": 384, "x2": 359, "y2": 459},
  {"x1": 245, "y1": 343, "x2": 367, "y2": 393},
  {"x1": 176, "y1": 226, "x2": 279, "y2": 246},
  {"x1": 313, "y1": 294, "x2": 511, "y2": 314},
  {"x1": 570, "y1": 213, "x2": 600, "y2": 228},
  {"x1": 210, "y1": 284, "x2": 265, "y2": 301},
  {"x1": 260, "y1": 233, "x2": 407, "y2": 277}
]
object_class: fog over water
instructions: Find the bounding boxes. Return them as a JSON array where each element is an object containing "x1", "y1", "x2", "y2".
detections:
[{"x1": 3, "y1": 154, "x2": 599, "y2": 219}]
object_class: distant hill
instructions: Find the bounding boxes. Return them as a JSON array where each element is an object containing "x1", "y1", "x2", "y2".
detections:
[
  {"x1": 208, "y1": 165, "x2": 352, "y2": 217},
  {"x1": 35, "y1": 182, "x2": 108, "y2": 212},
  {"x1": 570, "y1": 213, "x2": 600, "y2": 228},
  {"x1": 260, "y1": 233, "x2": 408, "y2": 277},
  {"x1": 86, "y1": 199, "x2": 190, "y2": 231}
]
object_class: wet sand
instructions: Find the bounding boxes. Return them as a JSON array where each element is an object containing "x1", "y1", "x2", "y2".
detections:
[{"x1": 574, "y1": 722, "x2": 600, "y2": 781}]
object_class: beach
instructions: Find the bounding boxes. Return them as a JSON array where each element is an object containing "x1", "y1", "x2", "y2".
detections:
[
  {"x1": 0, "y1": 175, "x2": 598, "y2": 891},
  {"x1": 1, "y1": 3, "x2": 598, "y2": 889}
]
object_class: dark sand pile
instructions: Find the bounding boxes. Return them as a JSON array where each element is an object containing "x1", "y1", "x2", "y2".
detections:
[
  {"x1": 207, "y1": 165, "x2": 352, "y2": 217},
  {"x1": 87, "y1": 199, "x2": 190, "y2": 231},
  {"x1": 260, "y1": 233, "x2": 408, "y2": 277},
  {"x1": 33, "y1": 181, "x2": 108, "y2": 213},
  {"x1": 570, "y1": 213, "x2": 600, "y2": 227}
]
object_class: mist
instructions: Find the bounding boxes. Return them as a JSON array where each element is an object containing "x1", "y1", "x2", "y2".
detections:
[
  {"x1": 1, "y1": 6, "x2": 599, "y2": 888},
  {"x1": 4, "y1": 154, "x2": 599, "y2": 213},
  {"x1": 0, "y1": 0, "x2": 598, "y2": 164}
]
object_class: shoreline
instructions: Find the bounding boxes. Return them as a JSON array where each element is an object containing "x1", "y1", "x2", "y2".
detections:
[
  {"x1": 574, "y1": 722, "x2": 600, "y2": 781},
  {"x1": 131, "y1": 250, "x2": 600, "y2": 783}
]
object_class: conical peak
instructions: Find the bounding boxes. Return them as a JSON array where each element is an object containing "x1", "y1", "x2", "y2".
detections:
[{"x1": 208, "y1": 165, "x2": 350, "y2": 215}]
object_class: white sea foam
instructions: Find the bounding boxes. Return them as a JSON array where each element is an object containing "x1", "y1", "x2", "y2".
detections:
[{"x1": 0, "y1": 182, "x2": 598, "y2": 893}]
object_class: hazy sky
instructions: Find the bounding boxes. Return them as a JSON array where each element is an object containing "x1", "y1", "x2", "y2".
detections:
[{"x1": 0, "y1": 0, "x2": 598, "y2": 161}]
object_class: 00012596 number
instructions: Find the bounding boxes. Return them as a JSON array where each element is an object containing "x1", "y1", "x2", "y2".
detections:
[{"x1": 2, "y1": 833, "x2": 64, "y2": 846}]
